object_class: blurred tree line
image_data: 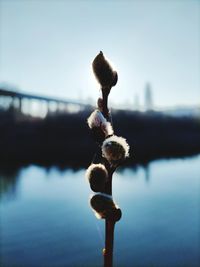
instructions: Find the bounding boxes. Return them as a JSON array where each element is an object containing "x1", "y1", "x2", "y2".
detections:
[{"x1": 0, "y1": 109, "x2": 200, "y2": 167}]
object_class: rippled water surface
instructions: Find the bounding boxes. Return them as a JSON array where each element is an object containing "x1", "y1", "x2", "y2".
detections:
[{"x1": 0, "y1": 156, "x2": 200, "y2": 267}]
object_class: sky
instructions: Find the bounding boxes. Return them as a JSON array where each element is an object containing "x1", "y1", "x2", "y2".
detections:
[{"x1": 0, "y1": 0, "x2": 199, "y2": 108}]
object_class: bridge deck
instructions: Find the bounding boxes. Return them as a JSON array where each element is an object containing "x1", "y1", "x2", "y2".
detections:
[{"x1": 0, "y1": 88, "x2": 86, "y2": 106}]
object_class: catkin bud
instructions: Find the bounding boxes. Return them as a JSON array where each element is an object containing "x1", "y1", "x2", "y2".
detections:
[
  {"x1": 86, "y1": 164, "x2": 108, "y2": 192},
  {"x1": 102, "y1": 135, "x2": 130, "y2": 165},
  {"x1": 87, "y1": 110, "x2": 114, "y2": 139},
  {"x1": 90, "y1": 193, "x2": 122, "y2": 221},
  {"x1": 92, "y1": 51, "x2": 118, "y2": 89}
]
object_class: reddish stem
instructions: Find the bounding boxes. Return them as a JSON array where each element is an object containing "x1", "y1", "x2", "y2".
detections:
[
  {"x1": 104, "y1": 220, "x2": 115, "y2": 267},
  {"x1": 102, "y1": 88, "x2": 110, "y2": 121},
  {"x1": 101, "y1": 86, "x2": 116, "y2": 267}
]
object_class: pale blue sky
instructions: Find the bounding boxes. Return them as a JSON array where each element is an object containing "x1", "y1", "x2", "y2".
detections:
[{"x1": 0, "y1": 0, "x2": 199, "y2": 108}]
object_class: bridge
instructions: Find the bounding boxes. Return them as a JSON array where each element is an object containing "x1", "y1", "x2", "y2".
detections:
[{"x1": 0, "y1": 88, "x2": 89, "y2": 116}]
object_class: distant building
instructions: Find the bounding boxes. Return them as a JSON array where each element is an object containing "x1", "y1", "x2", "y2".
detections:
[
  {"x1": 133, "y1": 94, "x2": 140, "y2": 110},
  {"x1": 144, "y1": 83, "x2": 153, "y2": 111}
]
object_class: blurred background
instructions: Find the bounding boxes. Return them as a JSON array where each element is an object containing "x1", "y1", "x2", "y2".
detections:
[{"x1": 0, "y1": 1, "x2": 200, "y2": 267}]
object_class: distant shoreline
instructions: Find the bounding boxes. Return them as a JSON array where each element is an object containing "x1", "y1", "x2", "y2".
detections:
[{"x1": 1, "y1": 109, "x2": 200, "y2": 169}]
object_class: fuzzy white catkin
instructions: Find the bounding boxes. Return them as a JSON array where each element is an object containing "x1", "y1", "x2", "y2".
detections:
[
  {"x1": 87, "y1": 110, "x2": 113, "y2": 136},
  {"x1": 85, "y1": 163, "x2": 108, "y2": 181},
  {"x1": 102, "y1": 135, "x2": 130, "y2": 163}
]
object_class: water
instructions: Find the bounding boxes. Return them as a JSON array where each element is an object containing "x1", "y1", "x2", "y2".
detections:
[{"x1": 0, "y1": 156, "x2": 200, "y2": 267}]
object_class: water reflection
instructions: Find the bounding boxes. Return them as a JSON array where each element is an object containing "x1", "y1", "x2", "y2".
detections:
[
  {"x1": 0, "y1": 156, "x2": 200, "y2": 267},
  {"x1": 0, "y1": 168, "x2": 20, "y2": 201},
  {"x1": 143, "y1": 163, "x2": 150, "y2": 182}
]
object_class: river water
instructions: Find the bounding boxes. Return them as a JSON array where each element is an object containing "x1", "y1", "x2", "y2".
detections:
[{"x1": 0, "y1": 155, "x2": 200, "y2": 267}]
